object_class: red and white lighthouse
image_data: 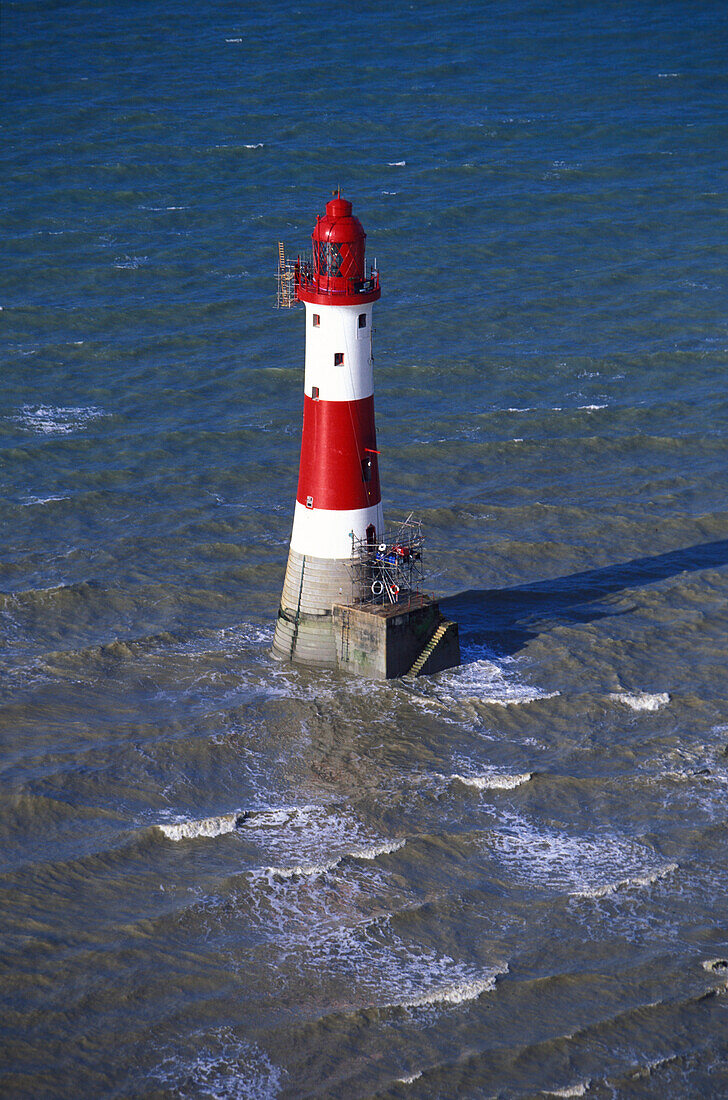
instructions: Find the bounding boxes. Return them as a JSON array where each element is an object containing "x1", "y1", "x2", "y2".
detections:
[{"x1": 273, "y1": 193, "x2": 385, "y2": 666}]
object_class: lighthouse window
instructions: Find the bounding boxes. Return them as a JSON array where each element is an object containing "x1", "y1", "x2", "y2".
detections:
[
  {"x1": 334, "y1": 352, "x2": 344, "y2": 366},
  {"x1": 316, "y1": 240, "x2": 343, "y2": 277},
  {"x1": 312, "y1": 314, "x2": 320, "y2": 327},
  {"x1": 311, "y1": 386, "x2": 319, "y2": 399},
  {"x1": 358, "y1": 314, "x2": 367, "y2": 328},
  {"x1": 361, "y1": 456, "x2": 372, "y2": 483}
]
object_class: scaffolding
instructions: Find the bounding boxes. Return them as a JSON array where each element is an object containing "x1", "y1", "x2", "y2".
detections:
[
  {"x1": 348, "y1": 514, "x2": 426, "y2": 607},
  {"x1": 276, "y1": 242, "x2": 298, "y2": 308}
]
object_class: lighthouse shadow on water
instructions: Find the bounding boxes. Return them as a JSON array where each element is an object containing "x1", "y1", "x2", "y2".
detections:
[
  {"x1": 443, "y1": 537, "x2": 728, "y2": 659},
  {"x1": 272, "y1": 193, "x2": 460, "y2": 680}
]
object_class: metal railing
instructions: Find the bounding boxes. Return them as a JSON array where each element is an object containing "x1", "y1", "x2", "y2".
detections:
[
  {"x1": 348, "y1": 515, "x2": 426, "y2": 606},
  {"x1": 276, "y1": 245, "x2": 380, "y2": 307},
  {"x1": 296, "y1": 261, "x2": 380, "y2": 299}
]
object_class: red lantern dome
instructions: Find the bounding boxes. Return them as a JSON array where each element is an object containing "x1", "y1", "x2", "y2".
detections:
[{"x1": 296, "y1": 192, "x2": 381, "y2": 306}]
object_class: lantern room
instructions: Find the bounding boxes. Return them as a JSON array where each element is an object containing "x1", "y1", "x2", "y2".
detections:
[{"x1": 295, "y1": 192, "x2": 381, "y2": 306}]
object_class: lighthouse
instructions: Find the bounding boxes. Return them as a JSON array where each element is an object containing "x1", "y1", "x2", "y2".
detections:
[{"x1": 273, "y1": 193, "x2": 460, "y2": 678}]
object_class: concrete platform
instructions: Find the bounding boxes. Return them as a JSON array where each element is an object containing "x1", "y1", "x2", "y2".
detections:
[{"x1": 332, "y1": 595, "x2": 460, "y2": 679}]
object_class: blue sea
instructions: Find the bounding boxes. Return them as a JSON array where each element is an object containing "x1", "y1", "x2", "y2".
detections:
[{"x1": 4, "y1": 1, "x2": 728, "y2": 1096}]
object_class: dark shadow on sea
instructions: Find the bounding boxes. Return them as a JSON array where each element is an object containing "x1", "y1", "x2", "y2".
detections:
[{"x1": 440, "y1": 539, "x2": 728, "y2": 658}]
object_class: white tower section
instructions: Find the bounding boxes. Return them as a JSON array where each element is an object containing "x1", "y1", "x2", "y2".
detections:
[{"x1": 290, "y1": 301, "x2": 383, "y2": 560}]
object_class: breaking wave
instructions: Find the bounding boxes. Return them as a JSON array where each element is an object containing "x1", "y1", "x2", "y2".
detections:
[
  {"x1": 9, "y1": 404, "x2": 106, "y2": 435},
  {"x1": 449, "y1": 770, "x2": 532, "y2": 791},
  {"x1": 572, "y1": 862, "x2": 678, "y2": 900},
  {"x1": 544, "y1": 1082, "x2": 591, "y2": 1098},
  {"x1": 491, "y1": 810, "x2": 671, "y2": 898},
  {"x1": 434, "y1": 652, "x2": 560, "y2": 708},
  {"x1": 260, "y1": 838, "x2": 405, "y2": 880},
  {"x1": 610, "y1": 691, "x2": 670, "y2": 712},
  {"x1": 156, "y1": 813, "x2": 241, "y2": 841},
  {"x1": 390, "y1": 963, "x2": 507, "y2": 1009}
]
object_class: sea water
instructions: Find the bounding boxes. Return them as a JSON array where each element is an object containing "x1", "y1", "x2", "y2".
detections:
[{"x1": 3, "y1": 1, "x2": 728, "y2": 1096}]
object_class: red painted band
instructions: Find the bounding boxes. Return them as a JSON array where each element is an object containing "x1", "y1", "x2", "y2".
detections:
[
  {"x1": 297, "y1": 394, "x2": 382, "y2": 511},
  {"x1": 297, "y1": 285, "x2": 381, "y2": 307}
]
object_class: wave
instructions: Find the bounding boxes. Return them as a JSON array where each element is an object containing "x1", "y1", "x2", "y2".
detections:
[
  {"x1": 387, "y1": 160, "x2": 406, "y2": 166},
  {"x1": 702, "y1": 958, "x2": 728, "y2": 974},
  {"x1": 450, "y1": 771, "x2": 531, "y2": 791},
  {"x1": 8, "y1": 404, "x2": 106, "y2": 435},
  {"x1": 544, "y1": 1082, "x2": 591, "y2": 1098},
  {"x1": 156, "y1": 805, "x2": 333, "y2": 845},
  {"x1": 434, "y1": 653, "x2": 560, "y2": 708},
  {"x1": 21, "y1": 494, "x2": 69, "y2": 506},
  {"x1": 571, "y1": 862, "x2": 678, "y2": 900},
  {"x1": 610, "y1": 691, "x2": 670, "y2": 712},
  {"x1": 506, "y1": 405, "x2": 563, "y2": 413},
  {"x1": 114, "y1": 255, "x2": 148, "y2": 268},
  {"x1": 261, "y1": 838, "x2": 405, "y2": 880},
  {"x1": 492, "y1": 810, "x2": 670, "y2": 898},
  {"x1": 156, "y1": 812, "x2": 241, "y2": 841},
  {"x1": 390, "y1": 962, "x2": 508, "y2": 1009}
]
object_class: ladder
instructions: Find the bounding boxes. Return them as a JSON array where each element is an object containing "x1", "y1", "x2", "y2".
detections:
[
  {"x1": 405, "y1": 619, "x2": 453, "y2": 679},
  {"x1": 277, "y1": 242, "x2": 296, "y2": 308},
  {"x1": 341, "y1": 608, "x2": 350, "y2": 663},
  {"x1": 290, "y1": 555, "x2": 306, "y2": 658}
]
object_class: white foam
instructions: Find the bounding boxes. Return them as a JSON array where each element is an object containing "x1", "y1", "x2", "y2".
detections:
[
  {"x1": 451, "y1": 771, "x2": 531, "y2": 791},
  {"x1": 578, "y1": 404, "x2": 607, "y2": 411},
  {"x1": 545, "y1": 1082, "x2": 591, "y2": 1098},
  {"x1": 157, "y1": 812, "x2": 239, "y2": 841},
  {"x1": 152, "y1": 1029, "x2": 283, "y2": 1100},
  {"x1": 21, "y1": 494, "x2": 69, "y2": 506},
  {"x1": 397, "y1": 1072, "x2": 422, "y2": 1084},
  {"x1": 702, "y1": 958, "x2": 728, "y2": 973},
  {"x1": 351, "y1": 838, "x2": 406, "y2": 860},
  {"x1": 114, "y1": 255, "x2": 148, "y2": 268},
  {"x1": 388, "y1": 160, "x2": 406, "y2": 166},
  {"x1": 225, "y1": 37, "x2": 243, "y2": 42},
  {"x1": 263, "y1": 857, "x2": 342, "y2": 879},
  {"x1": 391, "y1": 962, "x2": 507, "y2": 1008},
  {"x1": 610, "y1": 691, "x2": 670, "y2": 712},
  {"x1": 10, "y1": 405, "x2": 106, "y2": 435},
  {"x1": 262, "y1": 838, "x2": 405, "y2": 879},
  {"x1": 492, "y1": 810, "x2": 668, "y2": 898},
  {"x1": 440, "y1": 657, "x2": 560, "y2": 706},
  {"x1": 572, "y1": 862, "x2": 678, "y2": 899},
  {"x1": 244, "y1": 142, "x2": 264, "y2": 148}
]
